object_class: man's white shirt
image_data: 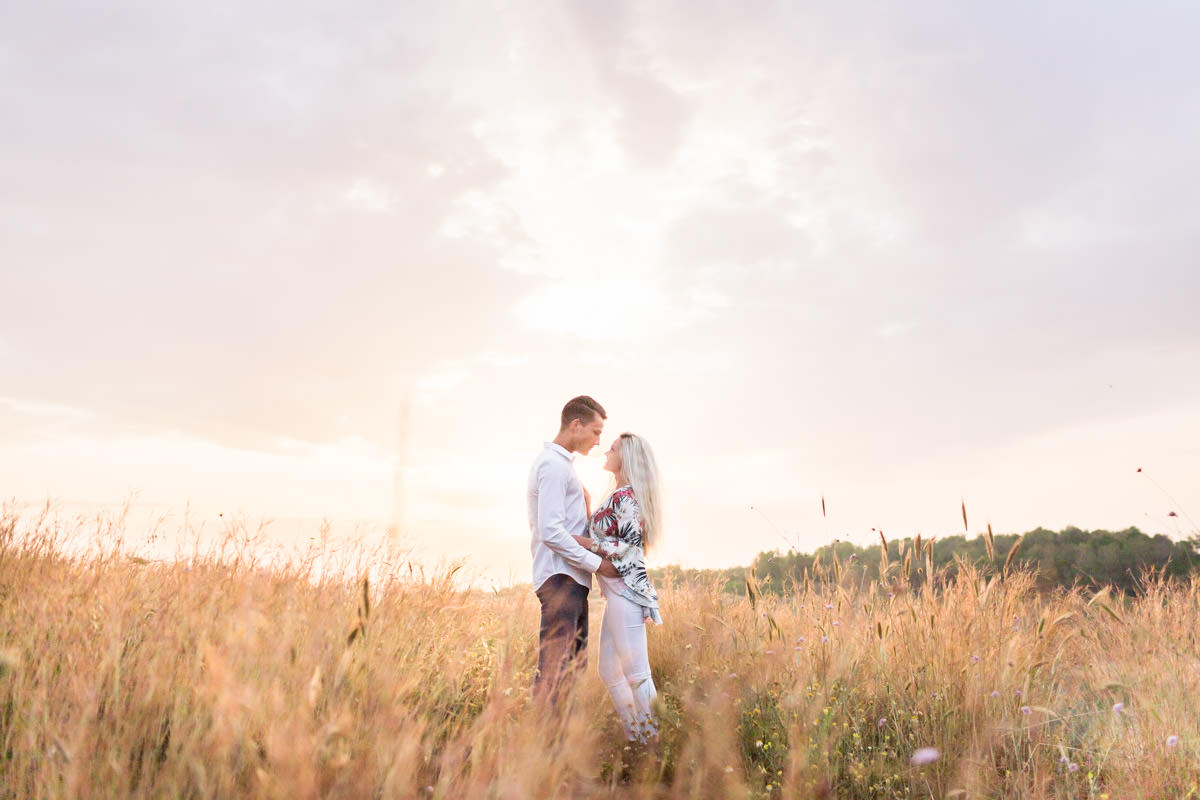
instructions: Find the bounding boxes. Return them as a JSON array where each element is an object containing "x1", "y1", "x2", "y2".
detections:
[{"x1": 528, "y1": 442, "x2": 602, "y2": 590}]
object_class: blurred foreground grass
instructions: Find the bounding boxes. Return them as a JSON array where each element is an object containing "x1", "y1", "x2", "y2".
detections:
[{"x1": 1, "y1": 504, "x2": 1198, "y2": 799}]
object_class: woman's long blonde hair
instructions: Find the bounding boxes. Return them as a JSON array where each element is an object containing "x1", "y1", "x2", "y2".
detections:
[{"x1": 614, "y1": 432, "x2": 662, "y2": 553}]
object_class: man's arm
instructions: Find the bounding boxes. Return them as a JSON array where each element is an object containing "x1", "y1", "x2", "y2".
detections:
[
  {"x1": 536, "y1": 461, "x2": 603, "y2": 573},
  {"x1": 596, "y1": 558, "x2": 620, "y2": 578},
  {"x1": 573, "y1": 534, "x2": 631, "y2": 562},
  {"x1": 571, "y1": 535, "x2": 621, "y2": 578}
]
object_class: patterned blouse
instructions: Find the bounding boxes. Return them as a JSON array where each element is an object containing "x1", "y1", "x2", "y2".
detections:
[{"x1": 587, "y1": 485, "x2": 662, "y2": 624}]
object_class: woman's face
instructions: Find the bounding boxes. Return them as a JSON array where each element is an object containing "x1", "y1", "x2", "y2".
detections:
[{"x1": 603, "y1": 440, "x2": 623, "y2": 474}]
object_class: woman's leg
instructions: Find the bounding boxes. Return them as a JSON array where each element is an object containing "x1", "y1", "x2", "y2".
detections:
[
  {"x1": 599, "y1": 590, "x2": 657, "y2": 740},
  {"x1": 598, "y1": 594, "x2": 639, "y2": 738}
]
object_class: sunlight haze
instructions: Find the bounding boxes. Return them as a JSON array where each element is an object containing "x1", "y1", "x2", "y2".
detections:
[{"x1": 3, "y1": 0, "x2": 1199, "y2": 584}]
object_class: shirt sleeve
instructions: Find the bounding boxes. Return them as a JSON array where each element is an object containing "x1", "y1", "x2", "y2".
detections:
[
  {"x1": 596, "y1": 491, "x2": 641, "y2": 562},
  {"x1": 536, "y1": 460, "x2": 603, "y2": 573},
  {"x1": 594, "y1": 537, "x2": 630, "y2": 561}
]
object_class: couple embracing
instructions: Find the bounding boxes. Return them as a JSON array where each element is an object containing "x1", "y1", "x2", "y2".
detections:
[{"x1": 526, "y1": 395, "x2": 662, "y2": 741}]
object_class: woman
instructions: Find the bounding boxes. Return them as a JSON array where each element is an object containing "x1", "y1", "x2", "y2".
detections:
[{"x1": 574, "y1": 432, "x2": 663, "y2": 742}]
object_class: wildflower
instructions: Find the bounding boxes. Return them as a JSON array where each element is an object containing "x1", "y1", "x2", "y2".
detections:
[
  {"x1": 833, "y1": 620, "x2": 841, "y2": 626},
  {"x1": 909, "y1": 747, "x2": 939, "y2": 766},
  {"x1": 765, "y1": 649, "x2": 775, "y2": 655},
  {"x1": 1020, "y1": 706, "x2": 1032, "y2": 715},
  {"x1": 1167, "y1": 735, "x2": 1179, "y2": 748},
  {"x1": 1068, "y1": 762, "x2": 1079, "y2": 773},
  {"x1": 824, "y1": 604, "x2": 834, "y2": 610},
  {"x1": 1014, "y1": 689, "x2": 1022, "y2": 698},
  {"x1": 797, "y1": 636, "x2": 806, "y2": 642},
  {"x1": 971, "y1": 655, "x2": 980, "y2": 664},
  {"x1": 821, "y1": 636, "x2": 829, "y2": 643},
  {"x1": 755, "y1": 740, "x2": 763, "y2": 749},
  {"x1": 1059, "y1": 756, "x2": 1069, "y2": 764},
  {"x1": 990, "y1": 691, "x2": 1000, "y2": 699},
  {"x1": 878, "y1": 717, "x2": 887, "y2": 728},
  {"x1": 724, "y1": 766, "x2": 734, "y2": 774},
  {"x1": 1113, "y1": 702, "x2": 1124, "y2": 715}
]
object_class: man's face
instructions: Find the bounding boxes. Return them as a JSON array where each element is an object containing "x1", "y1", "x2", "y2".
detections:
[{"x1": 572, "y1": 414, "x2": 605, "y2": 455}]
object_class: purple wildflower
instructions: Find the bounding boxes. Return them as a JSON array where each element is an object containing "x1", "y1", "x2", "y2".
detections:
[{"x1": 909, "y1": 748, "x2": 939, "y2": 766}]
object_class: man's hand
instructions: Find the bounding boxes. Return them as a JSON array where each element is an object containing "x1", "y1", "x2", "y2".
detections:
[{"x1": 597, "y1": 558, "x2": 619, "y2": 579}]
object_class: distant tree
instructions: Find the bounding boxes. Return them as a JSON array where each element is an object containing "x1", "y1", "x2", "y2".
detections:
[{"x1": 650, "y1": 526, "x2": 1200, "y2": 596}]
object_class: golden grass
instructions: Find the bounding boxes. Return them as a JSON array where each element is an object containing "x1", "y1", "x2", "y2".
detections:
[{"x1": 2, "y1": 505, "x2": 1199, "y2": 799}]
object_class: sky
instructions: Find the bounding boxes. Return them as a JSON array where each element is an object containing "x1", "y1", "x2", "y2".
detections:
[{"x1": 3, "y1": 0, "x2": 1199, "y2": 584}]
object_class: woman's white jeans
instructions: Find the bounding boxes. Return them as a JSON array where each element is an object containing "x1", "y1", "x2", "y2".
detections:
[{"x1": 597, "y1": 577, "x2": 658, "y2": 741}]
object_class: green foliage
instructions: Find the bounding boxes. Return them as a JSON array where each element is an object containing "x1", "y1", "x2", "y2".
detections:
[{"x1": 651, "y1": 527, "x2": 1200, "y2": 596}]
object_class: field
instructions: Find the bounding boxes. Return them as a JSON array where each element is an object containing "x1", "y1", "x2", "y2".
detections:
[{"x1": 2, "y1": 505, "x2": 1199, "y2": 799}]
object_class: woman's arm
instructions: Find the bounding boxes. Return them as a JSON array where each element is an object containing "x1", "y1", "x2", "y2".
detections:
[{"x1": 613, "y1": 492, "x2": 645, "y2": 550}]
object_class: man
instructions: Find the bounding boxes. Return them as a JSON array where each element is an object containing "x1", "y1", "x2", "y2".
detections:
[{"x1": 527, "y1": 395, "x2": 620, "y2": 700}]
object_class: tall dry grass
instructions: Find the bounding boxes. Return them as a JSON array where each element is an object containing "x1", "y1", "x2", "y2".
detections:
[{"x1": 1, "y1": 504, "x2": 1198, "y2": 799}]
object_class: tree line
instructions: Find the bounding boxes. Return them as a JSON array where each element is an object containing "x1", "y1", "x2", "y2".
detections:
[{"x1": 650, "y1": 526, "x2": 1200, "y2": 596}]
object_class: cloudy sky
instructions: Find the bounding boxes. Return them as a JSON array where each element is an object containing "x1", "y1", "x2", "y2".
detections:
[{"x1": 3, "y1": 0, "x2": 1199, "y2": 582}]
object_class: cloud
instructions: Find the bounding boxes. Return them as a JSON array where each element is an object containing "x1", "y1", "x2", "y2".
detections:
[
  {"x1": 415, "y1": 366, "x2": 473, "y2": 403},
  {"x1": 666, "y1": 206, "x2": 813, "y2": 271},
  {"x1": 0, "y1": 397, "x2": 95, "y2": 444},
  {"x1": 343, "y1": 178, "x2": 400, "y2": 215},
  {"x1": 0, "y1": 1, "x2": 540, "y2": 453},
  {"x1": 512, "y1": 279, "x2": 724, "y2": 341},
  {"x1": 608, "y1": 70, "x2": 692, "y2": 170}
]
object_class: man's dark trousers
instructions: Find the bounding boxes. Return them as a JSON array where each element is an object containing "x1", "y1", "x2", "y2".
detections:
[{"x1": 535, "y1": 573, "x2": 589, "y2": 700}]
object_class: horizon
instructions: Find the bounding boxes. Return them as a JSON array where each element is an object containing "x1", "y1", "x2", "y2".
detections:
[{"x1": 4, "y1": 495, "x2": 1191, "y2": 592}]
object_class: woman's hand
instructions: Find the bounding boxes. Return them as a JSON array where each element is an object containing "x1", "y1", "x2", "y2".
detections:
[
  {"x1": 574, "y1": 534, "x2": 593, "y2": 550},
  {"x1": 583, "y1": 486, "x2": 592, "y2": 516}
]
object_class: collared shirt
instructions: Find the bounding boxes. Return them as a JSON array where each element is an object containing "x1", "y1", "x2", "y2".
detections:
[{"x1": 528, "y1": 442, "x2": 602, "y2": 590}]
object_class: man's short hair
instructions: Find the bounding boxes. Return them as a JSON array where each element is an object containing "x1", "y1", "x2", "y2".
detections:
[{"x1": 560, "y1": 395, "x2": 606, "y2": 429}]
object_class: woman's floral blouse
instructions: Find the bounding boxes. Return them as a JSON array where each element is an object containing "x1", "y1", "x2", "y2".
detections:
[{"x1": 587, "y1": 485, "x2": 662, "y2": 624}]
